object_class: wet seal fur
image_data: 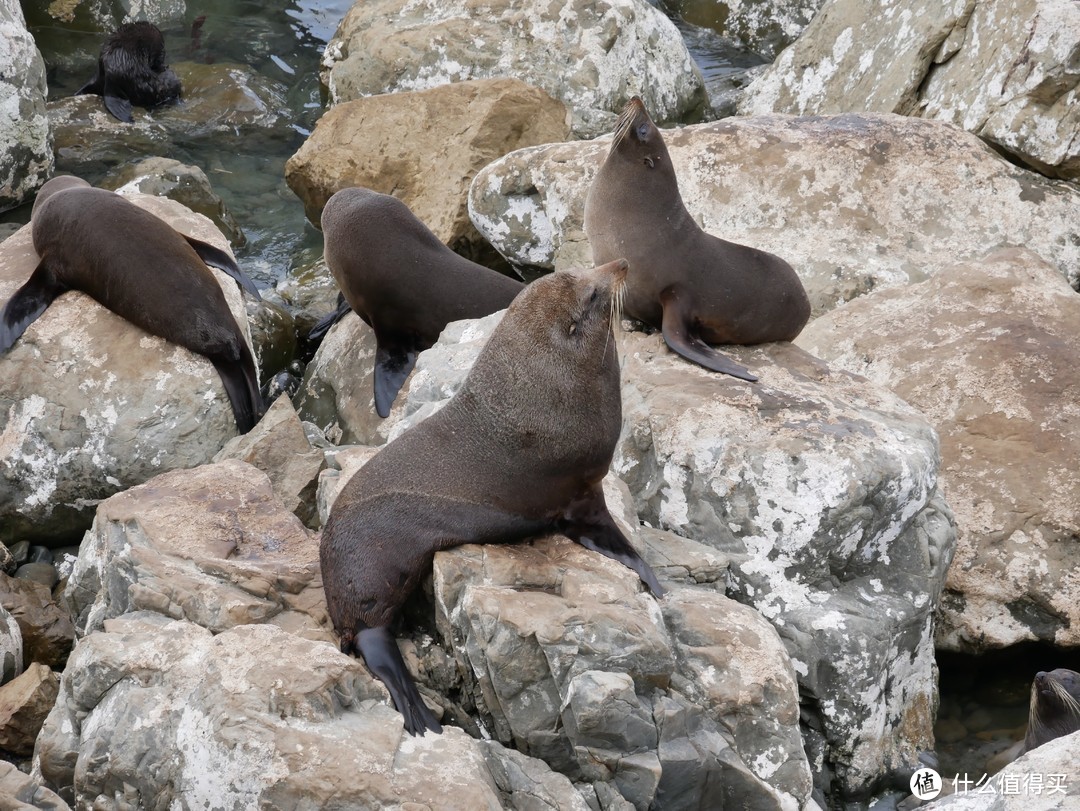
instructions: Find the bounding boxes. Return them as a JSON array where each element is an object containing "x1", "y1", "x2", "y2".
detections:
[
  {"x1": 313, "y1": 187, "x2": 525, "y2": 417},
  {"x1": 76, "y1": 21, "x2": 182, "y2": 122},
  {"x1": 584, "y1": 96, "x2": 810, "y2": 381},
  {"x1": 320, "y1": 259, "x2": 664, "y2": 735},
  {"x1": 0, "y1": 176, "x2": 264, "y2": 433}
]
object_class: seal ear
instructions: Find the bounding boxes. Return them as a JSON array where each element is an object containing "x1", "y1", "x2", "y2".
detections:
[
  {"x1": 0, "y1": 261, "x2": 67, "y2": 353},
  {"x1": 660, "y1": 287, "x2": 759, "y2": 382},
  {"x1": 182, "y1": 235, "x2": 262, "y2": 299}
]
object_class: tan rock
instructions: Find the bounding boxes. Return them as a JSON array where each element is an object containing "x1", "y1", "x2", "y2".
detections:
[
  {"x1": 0, "y1": 662, "x2": 59, "y2": 756},
  {"x1": 286, "y1": 77, "x2": 570, "y2": 255},
  {"x1": 0, "y1": 575, "x2": 74, "y2": 670},
  {"x1": 798, "y1": 247, "x2": 1080, "y2": 650},
  {"x1": 0, "y1": 760, "x2": 69, "y2": 811}
]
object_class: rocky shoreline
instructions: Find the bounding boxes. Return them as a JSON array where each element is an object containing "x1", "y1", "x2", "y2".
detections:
[{"x1": 2, "y1": 0, "x2": 1079, "y2": 809}]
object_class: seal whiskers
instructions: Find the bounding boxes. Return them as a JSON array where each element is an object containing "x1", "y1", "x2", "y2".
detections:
[{"x1": 1024, "y1": 669, "x2": 1080, "y2": 752}]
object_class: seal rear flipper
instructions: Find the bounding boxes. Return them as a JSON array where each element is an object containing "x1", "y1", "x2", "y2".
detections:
[
  {"x1": 209, "y1": 346, "x2": 264, "y2": 434},
  {"x1": 355, "y1": 625, "x2": 443, "y2": 736},
  {"x1": 560, "y1": 492, "x2": 664, "y2": 598},
  {"x1": 0, "y1": 262, "x2": 67, "y2": 354},
  {"x1": 183, "y1": 236, "x2": 262, "y2": 300},
  {"x1": 660, "y1": 289, "x2": 758, "y2": 382},
  {"x1": 307, "y1": 293, "x2": 353, "y2": 343},
  {"x1": 373, "y1": 337, "x2": 420, "y2": 418}
]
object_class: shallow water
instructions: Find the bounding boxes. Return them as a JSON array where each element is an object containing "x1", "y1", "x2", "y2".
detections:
[{"x1": 11, "y1": 0, "x2": 758, "y2": 288}]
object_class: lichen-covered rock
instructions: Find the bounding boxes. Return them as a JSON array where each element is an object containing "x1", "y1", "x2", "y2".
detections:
[
  {"x1": 468, "y1": 114, "x2": 1080, "y2": 313},
  {"x1": 320, "y1": 0, "x2": 707, "y2": 138},
  {"x1": 33, "y1": 614, "x2": 589, "y2": 810},
  {"x1": 798, "y1": 247, "x2": 1080, "y2": 652},
  {"x1": 0, "y1": 0, "x2": 53, "y2": 213},
  {"x1": 0, "y1": 192, "x2": 256, "y2": 546},
  {"x1": 285, "y1": 78, "x2": 571, "y2": 255},
  {"x1": 65, "y1": 459, "x2": 329, "y2": 641},
  {"x1": 0, "y1": 603, "x2": 22, "y2": 684},
  {"x1": 739, "y1": 0, "x2": 1080, "y2": 182}
]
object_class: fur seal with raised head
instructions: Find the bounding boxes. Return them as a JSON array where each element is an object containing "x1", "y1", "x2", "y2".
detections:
[
  {"x1": 584, "y1": 96, "x2": 810, "y2": 381},
  {"x1": 76, "y1": 21, "x2": 182, "y2": 122},
  {"x1": 0, "y1": 175, "x2": 263, "y2": 432},
  {"x1": 313, "y1": 187, "x2": 525, "y2": 417},
  {"x1": 320, "y1": 258, "x2": 664, "y2": 735},
  {"x1": 1024, "y1": 668, "x2": 1080, "y2": 751}
]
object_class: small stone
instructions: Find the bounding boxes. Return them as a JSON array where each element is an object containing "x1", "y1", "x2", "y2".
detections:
[
  {"x1": 13, "y1": 563, "x2": 58, "y2": 590},
  {"x1": 7, "y1": 542, "x2": 29, "y2": 566},
  {"x1": 27, "y1": 546, "x2": 53, "y2": 565},
  {"x1": 934, "y1": 717, "x2": 968, "y2": 745}
]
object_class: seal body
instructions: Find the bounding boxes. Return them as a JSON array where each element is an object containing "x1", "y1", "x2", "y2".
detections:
[
  {"x1": 1024, "y1": 668, "x2": 1080, "y2": 752},
  {"x1": 315, "y1": 187, "x2": 525, "y2": 417},
  {"x1": 76, "y1": 21, "x2": 182, "y2": 122},
  {"x1": 584, "y1": 96, "x2": 810, "y2": 381},
  {"x1": 320, "y1": 259, "x2": 663, "y2": 735},
  {"x1": 0, "y1": 176, "x2": 263, "y2": 433}
]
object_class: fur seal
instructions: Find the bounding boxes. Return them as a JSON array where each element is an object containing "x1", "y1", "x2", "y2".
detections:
[
  {"x1": 76, "y1": 21, "x2": 182, "y2": 122},
  {"x1": 313, "y1": 187, "x2": 525, "y2": 417},
  {"x1": 584, "y1": 96, "x2": 810, "y2": 381},
  {"x1": 0, "y1": 176, "x2": 263, "y2": 433},
  {"x1": 320, "y1": 258, "x2": 664, "y2": 735},
  {"x1": 1024, "y1": 668, "x2": 1080, "y2": 751}
]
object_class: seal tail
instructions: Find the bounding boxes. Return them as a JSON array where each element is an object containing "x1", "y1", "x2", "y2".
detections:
[
  {"x1": 355, "y1": 625, "x2": 443, "y2": 736},
  {"x1": 184, "y1": 236, "x2": 262, "y2": 300},
  {"x1": 0, "y1": 261, "x2": 67, "y2": 354}
]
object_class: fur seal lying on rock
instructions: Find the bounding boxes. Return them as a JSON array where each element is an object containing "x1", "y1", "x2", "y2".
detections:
[
  {"x1": 584, "y1": 96, "x2": 810, "y2": 381},
  {"x1": 0, "y1": 176, "x2": 263, "y2": 433},
  {"x1": 313, "y1": 187, "x2": 525, "y2": 417},
  {"x1": 76, "y1": 21, "x2": 182, "y2": 123},
  {"x1": 320, "y1": 258, "x2": 664, "y2": 735}
]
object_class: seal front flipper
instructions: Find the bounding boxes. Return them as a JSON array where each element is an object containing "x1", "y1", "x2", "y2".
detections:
[
  {"x1": 660, "y1": 288, "x2": 758, "y2": 382},
  {"x1": 560, "y1": 490, "x2": 664, "y2": 598},
  {"x1": 355, "y1": 625, "x2": 443, "y2": 736},
  {"x1": 209, "y1": 343, "x2": 264, "y2": 433},
  {"x1": 0, "y1": 262, "x2": 67, "y2": 353},
  {"x1": 102, "y1": 85, "x2": 134, "y2": 122},
  {"x1": 307, "y1": 293, "x2": 353, "y2": 343},
  {"x1": 373, "y1": 335, "x2": 420, "y2": 418},
  {"x1": 183, "y1": 236, "x2": 262, "y2": 299}
]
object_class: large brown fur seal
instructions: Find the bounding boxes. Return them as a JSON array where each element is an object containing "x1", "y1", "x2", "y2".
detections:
[
  {"x1": 0, "y1": 176, "x2": 263, "y2": 433},
  {"x1": 584, "y1": 96, "x2": 810, "y2": 381},
  {"x1": 313, "y1": 187, "x2": 525, "y2": 417},
  {"x1": 320, "y1": 258, "x2": 664, "y2": 735},
  {"x1": 76, "y1": 21, "x2": 182, "y2": 123}
]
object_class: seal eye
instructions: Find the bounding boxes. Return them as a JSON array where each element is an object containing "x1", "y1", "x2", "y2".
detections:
[{"x1": 636, "y1": 122, "x2": 649, "y2": 140}]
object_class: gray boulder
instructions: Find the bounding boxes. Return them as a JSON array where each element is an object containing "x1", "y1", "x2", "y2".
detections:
[
  {"x1": 799, "y1": 247, "x2": 1080, "y2": 651},
  {"x1": 738, "y1": 0, "x2": 1080, "y2": 182},
  {"x1": 468, "y1": 114, "x2": 1080, "y2": 313},
  {"x1": 320, "y1": 0, "x2": 708, "y2": 138},
  {"x1": 0, "y1": 192, "x2": 255, "y2": 545},
  {"x1": 0, "y1": 0, "x2": 53, "y2": 213}
]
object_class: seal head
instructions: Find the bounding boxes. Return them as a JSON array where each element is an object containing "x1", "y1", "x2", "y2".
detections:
[
  {"x1": 320, "y1": 258, "x2": 663, "y2": 735},
  {"x1": 1024, "y1": 668, "x2": 1080, "y2": 751},
  {"x1": 585, "y1": 96, "x2": 811, "y2": 381}
]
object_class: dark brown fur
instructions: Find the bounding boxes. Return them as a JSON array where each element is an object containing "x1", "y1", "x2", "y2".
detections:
[
  {"x1": 318, "y1": 187, "x2": 525, "y2": 417},
  {"x1": 76, "y1": 21, "x2": 182, "y2": 122},
  {"x1": 584, "y1": 96, "x2": 810, "y2": 379},
  {"x1": 1024, "y1": 668, "x2": 1080, "y2": 751},
  {"x1": 320, "y1": 259, "x2": 662, "y2": 735}
]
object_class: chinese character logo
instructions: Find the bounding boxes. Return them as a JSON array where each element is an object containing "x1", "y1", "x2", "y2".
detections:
[{"x1": 911, "y1": 767, "x2": 943, "y2": 800}]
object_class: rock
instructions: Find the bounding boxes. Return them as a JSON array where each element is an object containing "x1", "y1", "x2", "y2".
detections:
[
  {"x1": 102, "y1": 157, "x2": 246, "y2": 247},
  {"x1": 331, "y1": 307, "x2": 951, "y2": 799},
  {"x1": 0, "y1": 761, "x2": 70, "y2": 811},
  {"x1": 0, "y1": 604, "x2": 22, "y2": 684},
  {"x1": 739, "y1": 0, "x2": 1080, "y2": 182},
  {"x1": 320, "y1": 0, "x2": 707, "y2": 138},
  {"x1": 0, "y1": 544, "x2": 14, "y2": 576},
  {"x1": 13, "y1": 562, "x2": 57, "y2": 590},
  {"x1": 0, "y1": 192, "x2": 256, "y2": 545},
  {"x1": 245, "y1": 295, "x2": 297, "y2": 383},
  {"x1": 286, "y1": 78, "x2": 572, "y2": 256},
  {"x1": 0, "y1": 574, "x2": 74, "y2": 671},
  {"x1": 0, "y1": 0, "x2": 53, "y2": 213},
  {"x1": 0, "y1": 662, "x2": 60, "y2": 756},
  {"x1": 6, "y1": 541, "x2": 28, "y2": 566},
  {"x1": 676, "y1": 0, "x2": 825, "y2": 61},
  {"x1": 798, "y1": 247, "x2": 1080, "y2": 651},
  {"x1": 65, "y1": 459, "x2": 329, "y2": 642},
  {"x1": 33, "y1": 613, "x2": 589, "y2": 810},
  {"x1": 314, "y1": 445, "x2": 379, "y2": 527},
  {"x1": 213, "y1": 395, "x2": 325, "y2": 527},
  {"x1": 923, "y1": 729, "x2": 1079, "y2": 809},
  {"x1": 468, "y1": 114, "x2": 1080, "y2": 311},
  {"x1": 274, "y1": 256, "x2": 341, "y2": 342}
]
